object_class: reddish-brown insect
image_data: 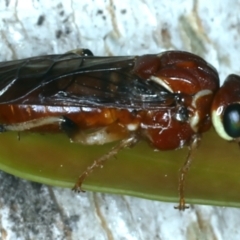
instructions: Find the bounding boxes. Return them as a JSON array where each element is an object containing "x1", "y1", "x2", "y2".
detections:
[{"x1": 0, "y1": 49, "x2": 238, "y2": 210}]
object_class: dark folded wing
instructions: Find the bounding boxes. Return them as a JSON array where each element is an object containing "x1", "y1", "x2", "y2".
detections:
[{"x1": 0, "y1": 52, "x2": 175, "y2": 109}]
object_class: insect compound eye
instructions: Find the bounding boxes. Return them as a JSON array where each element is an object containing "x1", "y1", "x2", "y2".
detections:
[{"x1": 223, "y1": 103, "x2": 240, "y2": 138}]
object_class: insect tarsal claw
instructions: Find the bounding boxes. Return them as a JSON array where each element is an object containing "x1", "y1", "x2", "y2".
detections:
[
  {"x1": 174, "y1": 198, "x2": 189, "y2": 211},
  {"x1": 72, "y1": 184, "x2": 86, "y2": 193}
]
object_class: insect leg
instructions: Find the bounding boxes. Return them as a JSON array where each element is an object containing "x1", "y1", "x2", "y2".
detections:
[
  {"x1": 72, "y1": 135, "x2": 138, "y2": 192},
  {"x1": 61, "y1": 117, "x2": 130, "y2": 145},
  {"x1": 174, "y1": 134, "x2": 201, "y2": 210}
]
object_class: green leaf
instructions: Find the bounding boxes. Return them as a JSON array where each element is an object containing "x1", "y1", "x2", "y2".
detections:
[{"x1": 0, "y1": 129, "x2": 239, "y2": 208}]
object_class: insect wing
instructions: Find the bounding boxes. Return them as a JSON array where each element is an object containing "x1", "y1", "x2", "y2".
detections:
[{"x1": 0, "y1": 53, "x2": 175, "y2": 109}]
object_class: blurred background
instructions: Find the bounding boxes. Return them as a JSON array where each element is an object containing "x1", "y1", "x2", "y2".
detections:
[{"x1": 0, "y1": 0, "x2": 240, "y2": 239}]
